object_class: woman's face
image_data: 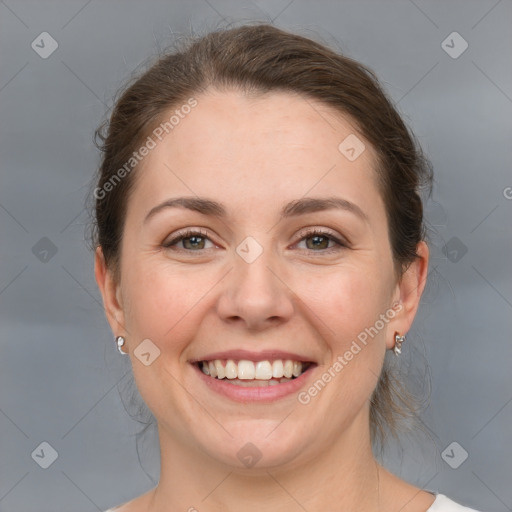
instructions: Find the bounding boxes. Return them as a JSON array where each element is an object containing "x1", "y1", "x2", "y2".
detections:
[{"x1": 96, "y1": 89, "x2": 426, "y2": 470}]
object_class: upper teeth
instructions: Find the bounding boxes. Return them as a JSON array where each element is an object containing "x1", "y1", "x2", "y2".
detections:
[{"x1": 201, "y1": 359, "x2": 305, "y2": 380}]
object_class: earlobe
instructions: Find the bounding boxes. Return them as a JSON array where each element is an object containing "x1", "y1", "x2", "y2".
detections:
[{"x1": 94, "y1": 246, "x2": 126, "y2": 334}]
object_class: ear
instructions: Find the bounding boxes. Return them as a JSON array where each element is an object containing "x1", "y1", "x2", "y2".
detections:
[
  {"x1": 94, "y1": 246, "x2": 126, "y2": 336},
  {"x1": 386, "y1": 241, "x2": 429, "y2": 350}
]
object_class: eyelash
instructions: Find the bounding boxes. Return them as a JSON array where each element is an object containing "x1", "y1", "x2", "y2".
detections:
[{"x1": 162, "y1": 228, "x2": 347, "y2": 254}]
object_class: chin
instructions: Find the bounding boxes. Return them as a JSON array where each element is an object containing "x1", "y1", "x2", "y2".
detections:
[{"x1": 191, "y1": 419, "x2": 315, "y2": 471}]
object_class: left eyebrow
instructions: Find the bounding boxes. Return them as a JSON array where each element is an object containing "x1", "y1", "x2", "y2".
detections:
[{"x1": 143, "y1": 195, "x2": 369, "y2": 224}]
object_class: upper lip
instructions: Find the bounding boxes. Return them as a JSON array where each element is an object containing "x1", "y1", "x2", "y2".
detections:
[{"x1": 190, "y1": 349, "x2": 316, "y2": 363}]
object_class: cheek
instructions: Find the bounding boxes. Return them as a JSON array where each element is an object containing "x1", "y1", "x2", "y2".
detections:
[
  {"x1": 290, "y1": 266, "x2": 391, "y2": 434},
  {"x1": 123, "y1": 260, "x2": 207, "y2": 419},
  {"x1": 312, "y1": 271, "x2": 390, "y2": 395},
  {"x1": 121, "y1": 259, "x2": 205, "y2": 347},
  {"x1": 302, "y1": 263, "x2": 392, "y2": 348}
]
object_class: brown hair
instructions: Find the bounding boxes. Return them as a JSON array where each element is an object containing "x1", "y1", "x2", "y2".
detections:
[{"x1": 88, "y1": 22, "x2": 433, "y2": 449}]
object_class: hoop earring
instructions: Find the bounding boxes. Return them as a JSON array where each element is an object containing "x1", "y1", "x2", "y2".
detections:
[
  {"x1": 394, "y1": 333, "x2": 405, "y2": 356},
  {"x1": 116, "y1": 335, "x2": 128, "y2": 355}
]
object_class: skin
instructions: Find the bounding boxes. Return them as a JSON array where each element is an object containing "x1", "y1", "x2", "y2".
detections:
[{"x1": 95, "y1": 89, "x2": 432, "y2": 512}]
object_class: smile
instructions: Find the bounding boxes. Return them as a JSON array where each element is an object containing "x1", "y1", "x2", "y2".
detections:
[
  {"x1": 198, "y1": 359, "x2": 312, "y2": 387},
  {"x1": 192, "y1": 358, "x2": 317, "y2": 402}
]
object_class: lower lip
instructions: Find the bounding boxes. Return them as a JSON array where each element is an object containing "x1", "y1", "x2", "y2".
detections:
[{"x1": 192, "y1": 363, "x2": 316, "y2": 403}]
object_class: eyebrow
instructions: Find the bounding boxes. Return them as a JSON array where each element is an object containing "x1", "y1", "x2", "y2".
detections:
[{"x1": 144, "y1": 195, "x2": 369, "y2": 224}]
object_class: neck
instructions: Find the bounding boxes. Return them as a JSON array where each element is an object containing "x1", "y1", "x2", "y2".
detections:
[{"x1": 148, "y1": 411, "x2": 381, "y2": 512}]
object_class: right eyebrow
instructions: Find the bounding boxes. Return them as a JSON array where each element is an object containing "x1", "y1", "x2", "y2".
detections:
[{"x1": 144, "y1": 197, "x2": 227, "y2": 224}]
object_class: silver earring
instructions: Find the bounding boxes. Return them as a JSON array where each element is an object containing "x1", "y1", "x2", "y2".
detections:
[
  {"x1": 116, "y1": 335, "x2": 128, "y2": 355},
  {"x1": 394, "y1": 333, "x2": 405, "y2": 356}
]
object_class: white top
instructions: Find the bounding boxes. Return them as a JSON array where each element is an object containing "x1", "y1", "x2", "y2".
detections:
[
  {"x1": 104, "y1": 493, "x2": 481, "y2": 511},
  {"x1": 426, "y1": 493, "x2": 481, "y2": 511}
]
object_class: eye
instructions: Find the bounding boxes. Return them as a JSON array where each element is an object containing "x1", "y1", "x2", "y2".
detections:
[
  {"x1": 162, "y1": 229, "x2": 216, "y2": 251},
  {"x1": 295, "y1": 228, "x2": 347, "y2": 252},
  {"x1": 162, "y1": 228, "x2": 348, "y2": 253}
]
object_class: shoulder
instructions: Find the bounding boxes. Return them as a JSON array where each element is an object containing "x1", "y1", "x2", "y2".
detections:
[{"x1": 427, "y1": 494, "x2": 482, "y2": 512}]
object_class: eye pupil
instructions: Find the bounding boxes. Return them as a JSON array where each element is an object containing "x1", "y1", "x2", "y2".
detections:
[
  {"x1": 307, "y1": 235, "x2": 329, "y2": 250},
  {"x1": 184, "y1": 236, "x2": 205, "y2": 249}
]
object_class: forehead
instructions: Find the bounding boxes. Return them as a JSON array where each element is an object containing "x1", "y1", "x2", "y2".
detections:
[
  {"x1": 166, "y1": 88, "x2": 369, "y2": 162},
  {"x1": 130, "y1": 89, "x2": 382, "y2": 220}
]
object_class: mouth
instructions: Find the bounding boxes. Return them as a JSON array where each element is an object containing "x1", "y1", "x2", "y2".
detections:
[{"x1": 194, "y1": 358, "x2": 315, "y2": 387}]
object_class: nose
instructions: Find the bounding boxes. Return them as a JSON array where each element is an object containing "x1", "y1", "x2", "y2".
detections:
[{"x1": 216, "y1": 247, "x2": 294, "y2": 332}]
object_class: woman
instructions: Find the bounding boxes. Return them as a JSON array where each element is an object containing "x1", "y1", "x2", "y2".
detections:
[{"x1": 92, "y1": 23, "x2": 481, "y2": 512}]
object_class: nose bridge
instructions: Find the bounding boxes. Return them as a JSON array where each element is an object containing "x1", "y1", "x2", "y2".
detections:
[
  {"x1": 216, "y1": 235, "x2": 294, "y2": 329},
  {"x1": 236, "y1": 244, "x2": 276, "y2": 296}
]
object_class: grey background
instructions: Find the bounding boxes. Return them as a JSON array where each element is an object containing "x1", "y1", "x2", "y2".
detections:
[{"x1": 1, "y1": 1, "x2": 511, "y2": 511}]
